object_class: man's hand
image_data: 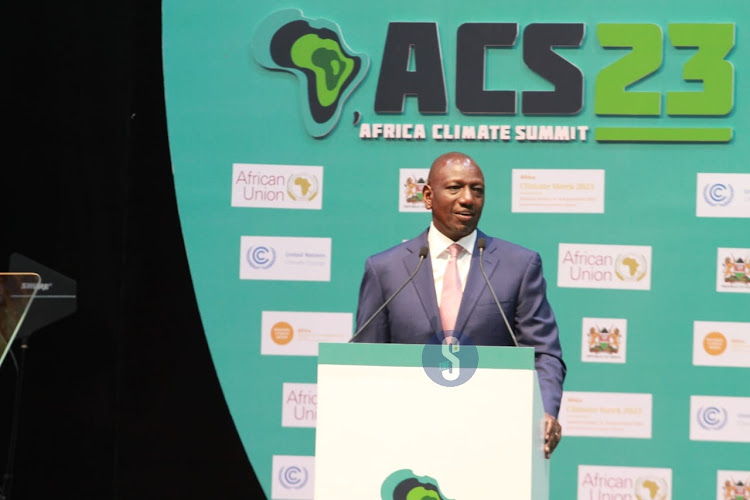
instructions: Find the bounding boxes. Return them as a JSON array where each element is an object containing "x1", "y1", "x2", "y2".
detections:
[{"x1": 544, "y1": 413, "x2": 562, "y2": 459}]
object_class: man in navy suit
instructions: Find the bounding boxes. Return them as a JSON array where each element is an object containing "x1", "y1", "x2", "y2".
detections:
[{"x1": 354, "y1": 151, "x2": 565, "y2": 457}]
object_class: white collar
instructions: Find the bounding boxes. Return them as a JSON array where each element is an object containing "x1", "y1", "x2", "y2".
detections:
[{"x1": 427, "y1": 222, "x2": 477, "y2": 256}]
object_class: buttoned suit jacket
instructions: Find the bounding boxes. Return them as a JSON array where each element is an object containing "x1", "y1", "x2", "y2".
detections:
[{"x1": 353, "y1": 228, "x2": 566, "y2": 416}]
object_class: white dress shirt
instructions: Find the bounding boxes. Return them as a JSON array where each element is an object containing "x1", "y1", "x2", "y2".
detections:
[{"x1": 427, "y1": 222, "x2": 476, "y2": 307}]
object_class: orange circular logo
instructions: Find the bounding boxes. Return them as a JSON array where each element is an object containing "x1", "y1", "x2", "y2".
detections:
[
  {"x1": 703, "y1": 331, "x2": 727, "y2": 356},
  {"x1": 270, "y1": 321, "x2": 294, "y2": 345}
]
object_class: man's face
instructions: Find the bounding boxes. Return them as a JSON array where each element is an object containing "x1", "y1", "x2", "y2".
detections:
[{"x1": 423, "y1": 157, "x2": 485, "y2": 241}]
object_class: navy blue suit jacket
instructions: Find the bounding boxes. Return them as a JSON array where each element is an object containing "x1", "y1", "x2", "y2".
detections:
[{"x1": 354, "y1": 228, "x2": 566, "y2": 417}]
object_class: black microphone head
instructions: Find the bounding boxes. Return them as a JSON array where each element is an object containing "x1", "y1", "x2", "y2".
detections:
[
  {"x1": 418, "y1": 246, "x2": 428, "y2": 258},
  {"x1": 477, "y1": 238, "x2": 487, "y2": 251}
]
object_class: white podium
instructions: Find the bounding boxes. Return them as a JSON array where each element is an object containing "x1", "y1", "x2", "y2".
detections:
[{"x1": 314, "y1": 343, "x2": 549, "y2": 499}]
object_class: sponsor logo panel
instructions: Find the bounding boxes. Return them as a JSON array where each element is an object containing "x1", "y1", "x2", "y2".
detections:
[
  {"x1": 261, "y1": 311, "x2": 352, "y2": 356},
  {"x1": 717, "y1": 470, "x2": 750, "y2": 500},
  {"x1": 271, "y1": 455, "x2": 315, "y2": 500},
  {"x1": 693, "y1": 321, "x2": 750, "y2": 368},
  {"x1": 578, "y1": 465, "x2": 672, "y2": 500},
  {"x1": 398, "y1": 168, "x2": 430, "y2": 212},
  {"x1": 240, "y1": 236, "x2": 331, "y2": 282},
  {"x1": 697, "y1": 173, "x2": 750, "y2": 218},
  {"x1": 690, "y1": 395, "x2": 750, "y2": 443},
  {"x1": 559, "y1": 391, "x2": 652, "y2": 438},
  {"x1": 512, "y1": 169, "x2": 605, "y2": 214},
  {"x1": 282, "y1": 383, "x2": 317, "y2": 428},
  {"x1": 581, "y1": 317, "x2": 627, "y2": 364},
  {"x1": 231, "y1": 163, "x2": 323, "y2": 209},
  {"x1": 717, "y1": 248, "x2": 750, "y2": 294},
  {"x1": 558, "y1": 243, "x2": 652, "y2": 290}
]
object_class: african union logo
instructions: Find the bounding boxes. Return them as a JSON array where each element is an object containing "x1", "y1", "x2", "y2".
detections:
[
  {"x1": 615, "y1": 254, "x2": 648, "y2": 282},
  {"x1": 247, "y1": 246, "x2": 276, "y2": 269},
  {"x1": 634, "y1": 477, "x2": 668, "y2": 500},
  {"x1": 252, "y1": 9, "x2": 369, "y2": 138},
  {"x1": 287, "y1": 173, "x2": 319, "y2": 202},
  {"x1": 380, "y1": 469, "x2": 453, "y2": 500},
  {"x1": 278, "y1": 464, "x2": 308, "y2": 489},
  {"x1": 704, "y1": 182, "x2": 734, "y2": 207},
  {"x1": 697, "y1": 406, "x2": 728, "y2": 430}
]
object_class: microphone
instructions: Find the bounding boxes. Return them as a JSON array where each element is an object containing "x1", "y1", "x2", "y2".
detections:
[
  {"x1": 477, "y1": 238, "x2": 519, "y2": 347},
  {"x1": 349, "y1": 246, "x2": 429, "y2": 343}
]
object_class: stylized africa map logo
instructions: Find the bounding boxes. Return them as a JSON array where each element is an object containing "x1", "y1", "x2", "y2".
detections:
[
  {"x1": 634, "y1": 476, "x2": 668, "y2": 500},
  {"x1": 381, "y1": 469, "x2": 453, "y2": 500},
  {"x1": 252, "y1": 9, "x2": 369, "y2": 138}
]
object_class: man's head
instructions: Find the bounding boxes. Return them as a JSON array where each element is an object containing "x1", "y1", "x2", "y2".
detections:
[{"x1": 423, "y1": 152, "x2": 485, "y2": 241}]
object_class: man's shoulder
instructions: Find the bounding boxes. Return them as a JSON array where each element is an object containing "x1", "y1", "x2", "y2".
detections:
[
  {"x1": 368, "y1": 233, "x2": 425, "y2": 262},
  {"x1": 368, "y1": 231, "x2": 427, "y2": 262},
  {"x1": 480, "y1": 232, "x2": 540, "y2": 260}
]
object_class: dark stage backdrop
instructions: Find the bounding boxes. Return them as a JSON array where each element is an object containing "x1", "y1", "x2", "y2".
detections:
[{"x1": 0, "y1": 1, "x2": 264, "y2": 498}]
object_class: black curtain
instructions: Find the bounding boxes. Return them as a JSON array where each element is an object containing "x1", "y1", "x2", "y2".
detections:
[{"x1": 0, "y1": 1, "x2": 264, "y2": 498}]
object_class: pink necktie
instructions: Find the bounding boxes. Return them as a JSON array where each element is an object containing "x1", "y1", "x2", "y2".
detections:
[{"x1": 440, "y1": 243, "x2": 463, "y2": 334}]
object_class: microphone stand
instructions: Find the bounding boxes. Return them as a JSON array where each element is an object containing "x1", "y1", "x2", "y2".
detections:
[
  {"x1": 350, "y1": 247, "x2": 428, "y2": 343},
  {"x1": 478, "y1": 239, "x2": 520, "y2": 347},
  {"x1": 0, "y1": 340, "x2": 29, "y2": 500}
]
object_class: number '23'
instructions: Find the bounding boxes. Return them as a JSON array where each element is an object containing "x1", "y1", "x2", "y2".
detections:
[{"x1": 596, "y1": 23, "x2": 735, "y2": 116}]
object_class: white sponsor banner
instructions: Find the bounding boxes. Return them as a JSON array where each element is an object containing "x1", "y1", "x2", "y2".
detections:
[
  {"x1": 282, "y1": 383, "x2": 317, "y2": 428},
  {"x1": 697, "y1": 173, "x2": 750, "y2": 218},
  {"x1": 261, "y1": 311, "x2": 352, "y2": 356},
  {"x1": 512, "y1": 169, "x2": 605, "y2": 213},
  {"x1": 559, "y1": 391, "x2": 652, "y2": 438},
  {"x1": 717, "y1": 470, "x2": 750, "y2": 500},
  {"x1": 690, "y1": 395, "x2": 750, "y2": 443},
  {"x1": 240, "y1": 236, "x2": 331, "y2": 281},
  {"x1": 581, "y1": 317, "x2": 627, "y2": 364},
  {"x1": 578, "y1": 465, "x2": 672, "y2": 500},
  {"x1": 717, "y1": 247, "x2": 750, "y2": 294},
  {"x1": 693, "y1": 321, "x2": 750, "y2": 368},
  {"x1": 399, "y1": 168, "x2": 429, "y2": 212},
  {"x1": 558, "y1": 243, "x2": 652, "y2": 290},
  {"x1": 231, "y1": 163, "x2": 323, "y2": 209},
  {"x1": 271, "y1": 455, "x2": 315, "y2": 500}
]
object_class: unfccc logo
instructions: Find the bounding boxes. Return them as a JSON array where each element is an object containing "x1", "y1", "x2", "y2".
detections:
[
  {"x1": 279, "y1": 465, "x2": 308, "y2": 489},
  {"x1": 697, "y1": 406, "x2": 728, "y2": 430},
  {"x1": 247, "y1": 245, "x2": 276, "y2": 269},
  {"x1": 703, "y1": 182, "x2": 734, "y2": 207}
]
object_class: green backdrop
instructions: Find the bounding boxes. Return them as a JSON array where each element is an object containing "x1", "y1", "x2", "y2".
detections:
[{"x1": 163, "y1": 1, "x2": 749, "y2": 498}]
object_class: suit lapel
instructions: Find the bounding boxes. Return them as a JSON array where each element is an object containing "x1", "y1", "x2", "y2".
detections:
[
  {"x1": 403, "y1": 230, "x2": 441, "y2": 334},
  {"x1": 455, "y1": 231, "x2": 501, "y2": 335}
]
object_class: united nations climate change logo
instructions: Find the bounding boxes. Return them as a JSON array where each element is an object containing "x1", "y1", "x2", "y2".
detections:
[
  {"x1": 634, "y1": 477, "x2": 668, "y2": 500},
  {"x1": 697, "y1": 406, "x2": 728, "y2": 430},
  {"x1": 703, "y1": 182, "x2": 734, "y2": 207},
  {"x1": 287, "y1": 173, "x2": 319, "y2": 201},
  {"x1": 247, "y1": 245, "x2": 276, "y2": 269},
  {"x1": 380, "y1": 469, "x2": 453, "y2": 500},
  {"x1": 279, "y1": 464, "x2": 308, "y2": 490},
  {"x1": 421, "y1": 332, "x2": 478, "y2": 387},
  {"x1": 252, "y1": 9, "x2": 369, "y2": 138},
  {"x1": 615, "y1": 254, "x2": 648, "y2": 282}
]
